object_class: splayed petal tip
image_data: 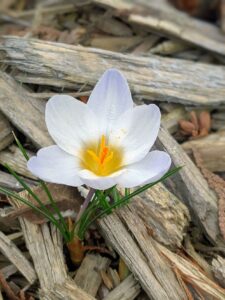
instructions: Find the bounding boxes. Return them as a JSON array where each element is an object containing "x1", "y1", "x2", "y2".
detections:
[{"x1": 27, "y1": 145, "x2": 83, "y2": 187}]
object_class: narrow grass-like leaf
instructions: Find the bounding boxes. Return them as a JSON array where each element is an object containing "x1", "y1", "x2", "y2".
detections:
[
  {"x1": 12, "y1": 132, "x2": 30, "y2": 161},
  {"x1": 4, "y1": 164, "x2": 69, "y2": 238},
  {"x1": 85, "y1": 166, "x2": 182, "y2": 228},
  {"x1": 0, "y1": 186, "x2": 70, "y2": 241},
  {"x1": 39, "y1": 179, "x2": 68, "y2": 233},
  {"x1": 12, "y1": 134, "x2": 70, "y2": 239},
  {"x1": 5, "y1": 164, "x2": 58, "y2": 222},
  {"x1": 14, "y1": 134, "x2": 68, "y2": 232}
]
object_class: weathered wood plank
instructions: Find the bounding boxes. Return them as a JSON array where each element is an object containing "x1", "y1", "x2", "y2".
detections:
[
  {"x1": 94, "y1": 0, "x2": 225, "y2": 57},
  {"x1": 0, "y1": 71, "x2": 52, "y2": 148},
  {"x1": 156, "y1": 126, "x2": 220, "y2": 244},
  {"x1": 0, "y1": 170, "x2": 36, "y2": 192},
  {"x1": 117, "y1": 205, "x2": 187, "y2": 299},
  {"x1": 182, "y1": 131, "x2": 225, "y2": 172},
  {"x1": 99, "y1": 207, "x2": 225, "y2": 299},
  {"x1": 127, "y1": 183, "x2": 190, "y2": 248},
  {"x1": 83, "y1": 181, "x2": 189, "y2": 250},
  {"x1": 212, "y1": 256, "x2": 225, "y2": 288},
  {"x1": 0, "y1": 145, "x2": 36, "y2": 179},
  {"x1": 0, "y1": 112, "x2": 13, "y2": 151},
  {"x1": 159, "y1": 243, "x2": 225, "y2": 299},
  {"x1": 0, "y1": 231, "x2": 36, "y2": 284},
  {"x1": 103, "y1": 274, "x2": 141, "y2": 300},
  {"x1": 42, "y1": 279, "x2": 96, "y2": 300},
  {"x1": 162, "y1": 107, "x2": 187, "y2": 134},
  {"x1": 1, "y1": 37, "x2": 225, "y2": 106},
  {"x1": 9, "y1": 189, "x2": 93, "y2": 300},
  {"x1": 98, "y1": 211, "x2": 187, "y2": 300},
  {"x1": 74, "y1": 254, "x2": 110, "y2": 297}
]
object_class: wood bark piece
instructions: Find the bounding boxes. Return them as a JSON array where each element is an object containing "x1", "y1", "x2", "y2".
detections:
[
  {"x1": 0, "y1": 231, "x2": 36, "y2": 284},
  {"x1": 150, "y1": 40, "x2": 191, "y2": 55},
  {"x1": 103, "y1": 274, "x2": 141, "y2": 300},
  {"x1": 6, "y1": 183, "x2": 82, "y2": 224},
  {"x1": 94, "y1": 0, "x2": 225, "y2": 56},
  {"x1": 159, "y1": 244, "x2": 225, "y2": 299},
  {"x1": 132, "y1": 35, "x2": 161, "y2": 54},
  {"x1": 0, "y1": 170, "x2": 36, "y2": 192},
  {"x1": 99, "y1": 208, "x2": 225, "y2": 299},
  {"x1": 182, "y1": 131, "x2": 225, "y2": 172},
  {"x1": 0, "y1": 71, "x2": 52, "y2": 148},
  {"x1": 90, "y1": 35, "x2": 143, "y2": 52},
  {"x1": 0, "y1": 145, "x2": 36, "y2": 179},
  {"x1": 156, "y1": 126, "x2": 220, "y2": 244},
  {"x1": 2, "y1": 37, "x2": 225, "y2": 106},
  {"x1": 212, "y1": 256, "x2": 225, "y2": 288},
  {"x1": 0, "y1": 112, "x2": 13, "y2": 151},
  {"x1": 9, "y1": 189, "x2": 94, "y2": 300},
  {"x1": 1, "y1": 264, "x2": 17, "y2": 279},
  {"x1": 98, "y1": 210, "x2": 187, "y2": 300},
  {"x1": 0, "y1": 208, "x2": 19, "y2": 233},
  {"x1": 74, "y1": 254, "x2": 110, "y2": 297},
  {"x1": 42, "y1": 279, "x2": 96, "y2": 300},
  {"x1": 129, "y1": 183, "x2": 190, "y2": 248},
  {"x1": 89, "y1": 12, "x2": 133, "y2": 36},
  {"x1": 118, "y1": 205, "x2": 187, "y2": 299},
  {"x1": 162, "y1": 107, "x2": 187, "y2": 134}
]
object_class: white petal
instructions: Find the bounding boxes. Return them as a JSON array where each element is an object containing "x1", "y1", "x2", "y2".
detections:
[
  {"x1": 117, "y1": 151, "x2": 171, "y2": 188},
  {"x1": 27, "y1": 145, "x2": 83, "y2": 187},
  {"x1": 79, "y1": 169, "x2": 124, "y2": 190},
  {"x1": 119, "y1": 104, "x2": 161, "y2": 165},
  {"x1": 45, "y1": 95, "x2": 99, "y2": 156},
  {"x1": 87, "y1": 69, "x2": 133, "y2": 135}
]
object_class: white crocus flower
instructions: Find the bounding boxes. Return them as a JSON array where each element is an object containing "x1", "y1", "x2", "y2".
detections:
[{"x1": 27, "y1": 69, "x2": 171, "y2": 190}]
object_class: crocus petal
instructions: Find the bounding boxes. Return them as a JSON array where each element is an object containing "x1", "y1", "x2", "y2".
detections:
[
  {"x1": 46, "y1": 95, "x2": 99, "y2": 156},
  {"x1": 118, "y1": 104, "x2": 161, "y2": 165},
  {"x1": 117, "y1": 151, "x2": 171, "y2": 188},
  {"x1": 27, "y1": 145, "x2": 83, "y2": 187},
  {"x1": 79, "y1": 169, "x2": 125, "y2": 190},
  {"x1": 87, "y1": 69, "x2": 133, "y2": 135}
]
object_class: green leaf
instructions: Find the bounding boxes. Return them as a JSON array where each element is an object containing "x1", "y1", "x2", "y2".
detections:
[
  {"x1": 85, "y1": 166, "x2": 182, "y2": 228},
  {"x1": 0, "y1": 186, "x2": 70, "y2": 241},
  {"x1": 12, "y1": 133, "x2": 69, "y2": 235},
  {"x1": 4, "y1": 163, "x2": 68, "y2": 239},
  {"x1": 39, "y1": 180, "x2": 68, "y2": 233},
  {"x1": 12, "y1": 132, "x2": 30, "y2": 161}
]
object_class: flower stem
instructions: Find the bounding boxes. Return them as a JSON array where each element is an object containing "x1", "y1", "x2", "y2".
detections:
[{"x1": 76, "y1": 188, "x2": 95, "y2": 222}]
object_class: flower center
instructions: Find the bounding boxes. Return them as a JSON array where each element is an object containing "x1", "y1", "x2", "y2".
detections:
[{"x1": 80, "y1": 135, "x2": 123, "y2": 176}]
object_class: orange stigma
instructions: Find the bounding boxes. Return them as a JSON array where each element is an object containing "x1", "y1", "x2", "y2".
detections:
[{"x1": 81, "y1": 135, "x2": 122, "y2": 176}]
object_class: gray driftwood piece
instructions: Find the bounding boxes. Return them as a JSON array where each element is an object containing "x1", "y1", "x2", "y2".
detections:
[
  {"x1": 0, "y1": 231, "x2": 36, "y2": 284},
  {"x1": 0, "y1": 112, "x2": 13, "y2": 151},
  {"x1": 99, "y1": 208, "x2": 225, "y2": 300},
  {"x1": 158, "y1": 243, "x2": 225, "y2": 299},
  {"x1": 182, "y1": 131, "x2": 225, "y2": 172},
  {"x1": 0, "y1": 71, "x2": 52, "y2": 148},
  {"x1": 121, "y1": 183, "x2": 190, "y2": 248},
  {"x1": 10, "y1": 189, "x2": 95, "y2": 300},
  {"x1": 74, "y1": 254, "x2": 110, "y2": 297},
  {"x1": 212, "y1": 256, "x2": 225, "y2": 288},
  {"x1": 156, "y1": 126, "x2": 220, "y2": 244},
  {"x1": 94, "y1": 0, "x2": 225, "y2": 57},
  {"x1": 162, "y1": 107, "x2": 187, "y2": 134},
  {"x1": 98, "y1": 209, "x2": 187, "y2": 300},
  {"x1": 0, "y1": 145, "x2": 36, "y2": 179},
  {"x1": 103, "y1": 274, "x2": 141, "y2": 300},
  {"x1": 43, "y1": 279, "x2": 96, "y2": 300},
  {"x1": 1, "y1": 37, "x2": 225, "y2": 106},
  {"x1": 0, "y1": 170, "x2": 36, "y2": 192}
]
